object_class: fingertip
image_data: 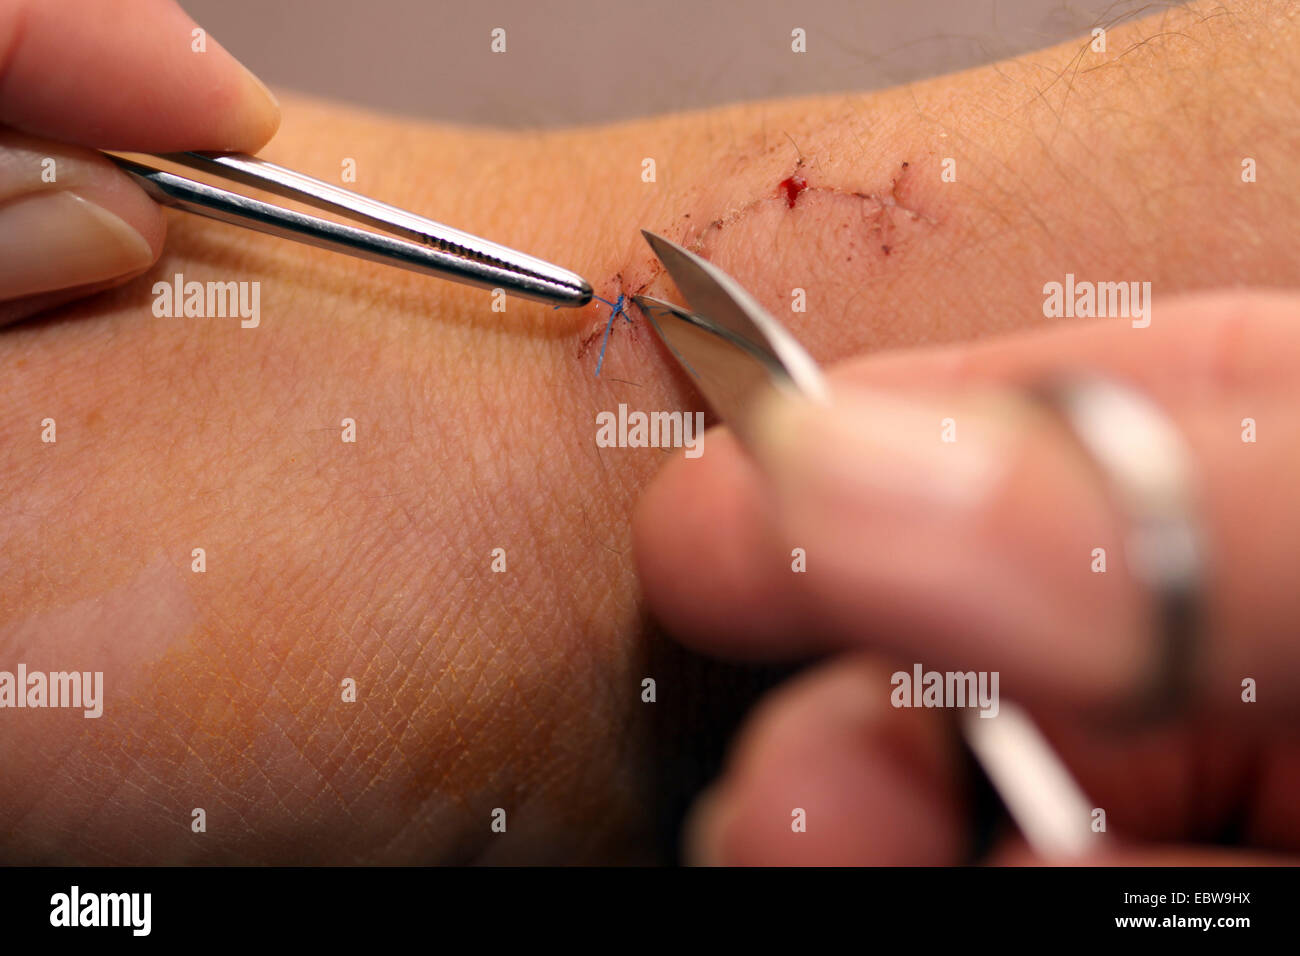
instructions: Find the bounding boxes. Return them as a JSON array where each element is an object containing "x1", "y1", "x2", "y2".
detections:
[
  {"x1": 181, "y1": 37, "x2": 281, "y2": 152},
  {"x1": 684, "y1": 657, "x2": 969, "y2": 866},
  {"x1": 681, "y1": 784, "x2": 735, "y2": 866},
  {"x1": 0, "y1": 133, "x2": 165, "y2": 316},
  {"x1": 632, "y1": 427, "x2": 808, "y2": 658},
  {"x1": 75, "y1": 165, "x2": 168, "y2": 262}
]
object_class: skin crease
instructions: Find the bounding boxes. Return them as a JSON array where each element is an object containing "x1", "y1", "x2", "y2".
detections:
[{"x1": 1, "y1": 0, "x2": 1297, "y2": 862}]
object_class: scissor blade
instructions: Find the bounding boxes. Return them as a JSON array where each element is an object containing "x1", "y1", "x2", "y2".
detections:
[
  {"x1": 633, "y1": 231, "x2": 827, "y2": 446},
  {"x1": 632, "y1": 293, "x2": 789, "y2": 442}
]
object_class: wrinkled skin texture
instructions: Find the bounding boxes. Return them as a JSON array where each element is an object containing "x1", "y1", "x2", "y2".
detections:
[{"x1": 1, "y1": 0, "x2": 1297, "y2": 862}]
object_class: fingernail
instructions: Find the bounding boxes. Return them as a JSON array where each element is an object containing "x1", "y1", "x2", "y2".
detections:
[
  {"x1": 0, "y1": 192, "x2": 154, "y2": 300},
  {"x1": 748, "y1": 385, "x2": 1016, "y2": 520}
]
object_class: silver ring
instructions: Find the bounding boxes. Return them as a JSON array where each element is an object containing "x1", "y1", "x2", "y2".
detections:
[{"x1": 1032, "y1": 377, "x2": 1205, "y2": 720}]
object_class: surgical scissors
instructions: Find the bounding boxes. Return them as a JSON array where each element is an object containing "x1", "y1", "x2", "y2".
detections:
[
  {"x1": 103, "y1": 151, "x2": 593, "y2": 309},
  {"x1": 635, "y1": 230, "x2": 1101, "y2": 861}
]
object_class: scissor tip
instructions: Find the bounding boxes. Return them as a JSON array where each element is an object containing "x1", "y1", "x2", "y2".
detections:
[
  {"x1": 631, "y1": 294, "x2": 681, "y2": 320},
  {"x1": 639, "y1": 230, "x2": 699, "y2": 275}
]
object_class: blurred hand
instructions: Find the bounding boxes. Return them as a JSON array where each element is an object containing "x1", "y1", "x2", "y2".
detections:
[{"x1": 635, "y1": 290, "x2": 1300, "y2": 865}]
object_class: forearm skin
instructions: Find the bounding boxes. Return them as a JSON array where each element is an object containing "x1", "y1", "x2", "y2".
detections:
[{"x1": 0, "y1": 0, "x2": 1295, "y2": 862}]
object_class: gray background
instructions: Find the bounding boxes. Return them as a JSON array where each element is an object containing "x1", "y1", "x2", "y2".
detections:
[{"x1": 178, "y1": 0, "x2": 1149, "y2": 127}]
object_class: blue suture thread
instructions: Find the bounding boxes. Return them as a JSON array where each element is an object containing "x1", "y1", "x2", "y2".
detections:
[
  {"x1": 591, "y1": 293, "x2": 632, "y2": 377},
  {"x1": 554, "y1": 293, "x2": 633, "y2": 377}
]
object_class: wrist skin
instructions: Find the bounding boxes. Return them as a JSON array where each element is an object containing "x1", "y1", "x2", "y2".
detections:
[{"x1": 1, "y1": 0, "x2": 1295, "y2": 862}]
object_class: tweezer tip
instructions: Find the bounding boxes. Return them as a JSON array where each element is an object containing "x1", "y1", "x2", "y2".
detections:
[{"x1": 545, "y1": 276, "x2": 592, "y2": 308}]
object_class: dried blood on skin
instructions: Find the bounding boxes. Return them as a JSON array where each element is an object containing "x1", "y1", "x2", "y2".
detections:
[{"x1": 778, "y1": 174, "x2": 807, "y2": 208}]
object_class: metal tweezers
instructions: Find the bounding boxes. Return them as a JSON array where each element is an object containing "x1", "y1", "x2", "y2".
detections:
[
  {"x1": 103, "y1": 151, "x2": 593, "y2": 309},
  {"x1": 635, "y1": 230, "x2": 1102, "y2": 861}
]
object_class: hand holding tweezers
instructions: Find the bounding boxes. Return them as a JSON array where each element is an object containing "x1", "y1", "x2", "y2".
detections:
[{"x1": 103, "y1": 151, "x2": 592, "y2": 309}]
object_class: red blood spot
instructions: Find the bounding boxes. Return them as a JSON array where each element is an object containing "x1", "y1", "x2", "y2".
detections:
[{"x1": 778, "y1": 174, "x2": 807, "y2": 208}]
